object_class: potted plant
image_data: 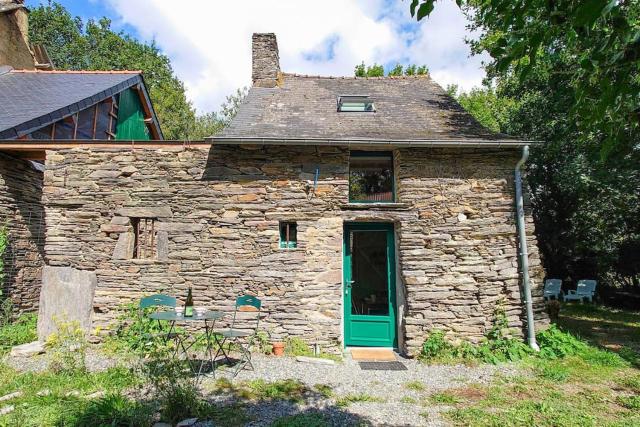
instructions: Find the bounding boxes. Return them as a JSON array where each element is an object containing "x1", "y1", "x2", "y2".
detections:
[{"x1": 272, "y1": 341, "x2": 285, "y2": 356}]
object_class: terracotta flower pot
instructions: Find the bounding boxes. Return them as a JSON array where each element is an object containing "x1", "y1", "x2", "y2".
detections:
[{"x1": 272, "y1": 342, "x2": 285, "y2": 356}]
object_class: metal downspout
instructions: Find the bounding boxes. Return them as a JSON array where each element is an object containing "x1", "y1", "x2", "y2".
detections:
[{"x1": 515, "y1": 145, "x2": 540, "y2": 351}]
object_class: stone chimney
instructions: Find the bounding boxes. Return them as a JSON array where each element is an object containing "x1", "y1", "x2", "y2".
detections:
[
  {"x1": 0, "y1": 0, "x2": 36, "y2": 69},
  {"x1": 252, "y1": 33, "x2": 280, "y2": 88}
]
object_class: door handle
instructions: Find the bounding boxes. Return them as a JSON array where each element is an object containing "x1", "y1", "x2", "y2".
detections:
[{"x1": 345, "y1": 280, "x2": 354, "y2": 295}]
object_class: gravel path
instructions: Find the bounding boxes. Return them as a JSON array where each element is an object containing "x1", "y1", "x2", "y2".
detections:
[
  {"x1": 204, "y1": 354, "x2": 518, "y2": 427},
  {"x1": 4, "y1": 346, "x2": 518, "y2": 426}
]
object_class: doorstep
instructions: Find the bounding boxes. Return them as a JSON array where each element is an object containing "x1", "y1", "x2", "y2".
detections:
[{"x1": 348, "y1": 347, "x2": 397, "y2": 361}]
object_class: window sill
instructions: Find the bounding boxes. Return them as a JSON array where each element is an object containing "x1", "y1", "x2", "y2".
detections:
[{"x1": 340, "y1": 202, "x2": 411, "y2": 210}]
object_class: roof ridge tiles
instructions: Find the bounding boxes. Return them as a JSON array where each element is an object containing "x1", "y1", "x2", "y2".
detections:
[{"x1": 9, "y1": 69, "x2": 142, "y2": 74}]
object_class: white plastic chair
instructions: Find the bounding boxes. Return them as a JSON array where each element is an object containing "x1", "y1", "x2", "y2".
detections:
[
  {"x1": 564, "y1": 280, "x2": 597, "y2": 303},
  {"x1": 543, "y1": 279, "x2": 562, "y2": 301}
]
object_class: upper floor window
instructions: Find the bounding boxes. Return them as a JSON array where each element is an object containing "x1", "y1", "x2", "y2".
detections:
[
  {"x1": 349, "y1": 151, "x2": 394, "y2": 202},
  {"x1": 337, "y1": 95, "x2": 375, "y2": 112}
]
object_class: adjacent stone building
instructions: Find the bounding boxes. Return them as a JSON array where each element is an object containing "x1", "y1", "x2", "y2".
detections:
[{"x1": 2, "y1": 31, "x2": 548, "y2": 355}]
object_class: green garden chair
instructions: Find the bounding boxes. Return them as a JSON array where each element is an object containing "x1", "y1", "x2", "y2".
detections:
[
  {"x1": 563, "y1": 280, "x2": 597, "y2": 303},
  {"x1": 214, "y1": 295, "x2": 262, "y2": 376},
  {"x1": 543, "y1": 279, "x2": 563, "y2": 301},
  {"x1": 139, "y1": 294, "x2": 179, "y2": 348}
]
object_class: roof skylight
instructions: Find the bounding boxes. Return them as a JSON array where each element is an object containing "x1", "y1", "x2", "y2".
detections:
[{"x1": 337, "y1": 95, "x2": 375, "y2": 112}]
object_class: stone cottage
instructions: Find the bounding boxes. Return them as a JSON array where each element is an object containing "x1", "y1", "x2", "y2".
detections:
[{"x1": 1, "y1": 32, "x2": 547, "y2": 356}]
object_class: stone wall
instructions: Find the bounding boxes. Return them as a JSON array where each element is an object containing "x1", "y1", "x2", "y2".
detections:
[
  {"x1": 41, "y1": 145, "x2": 546, "y2": 355},
  {"x1": 0, "y1": 153, "x2": 45, "y2": 312}
]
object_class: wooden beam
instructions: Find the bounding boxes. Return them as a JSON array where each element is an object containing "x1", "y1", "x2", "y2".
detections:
[
  {"x1": 0, "y1": 141, "x2": 211, "y2": 152},
  {"x1": 134, "y1": 85, "x2": 161, "y2": 140},
  {"x1": 4, "y1": 150, "x2": 46, "y2": 160}
]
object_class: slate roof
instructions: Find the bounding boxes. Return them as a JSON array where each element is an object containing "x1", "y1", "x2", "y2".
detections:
[
  {"x1": 213, "y1": 73, "x2": 519, "y2": 143},
  {"x1": 0, "y1": 69, "x2": 161, "y2": 139}
]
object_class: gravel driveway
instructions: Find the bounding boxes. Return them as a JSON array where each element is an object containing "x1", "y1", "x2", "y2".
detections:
[{"x1": 204, "y1": 354, "x2": 517, "y2": 427}]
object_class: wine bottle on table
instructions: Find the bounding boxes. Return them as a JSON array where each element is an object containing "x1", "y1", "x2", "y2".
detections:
[{"x1": 185, "y1": 287, "x2": 194, "y2": 317}]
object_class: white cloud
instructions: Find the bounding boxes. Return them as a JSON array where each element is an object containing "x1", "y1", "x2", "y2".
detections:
[{"x1": 105, "y1": 0, "x2": 486, "y2": 113}]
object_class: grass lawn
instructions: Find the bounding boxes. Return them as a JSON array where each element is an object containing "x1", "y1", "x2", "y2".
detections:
[
  {"x1": 0, "y1": 303, "x2": 638, "y2": 426},
  {"x1": 428, "y1": 303, "x2": 640, "y2": 427}
]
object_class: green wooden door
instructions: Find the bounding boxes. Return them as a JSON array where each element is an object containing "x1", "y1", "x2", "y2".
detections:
[{"x1": 344, "y1": 223, "x2": 397, "y2": 347}]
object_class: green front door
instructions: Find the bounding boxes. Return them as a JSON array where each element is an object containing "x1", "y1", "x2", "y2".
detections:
[{"x1": 344, "y1": 223, "x2": 397, "y2": 347}]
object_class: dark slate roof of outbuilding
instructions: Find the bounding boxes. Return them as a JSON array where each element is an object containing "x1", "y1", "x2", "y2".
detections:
[
  {"x1": 213, "y1": 73, "x2": 517, "y2": 142},
  {"x1": 0, "y1": 70, "x2": 161, "y2": 139}
]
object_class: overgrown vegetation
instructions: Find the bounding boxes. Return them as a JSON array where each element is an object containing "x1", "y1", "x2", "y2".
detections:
[
  {"x1": 103, "y1": 303, "x2": 177, "y2": 357},
  {"x1": 46, "y1": 318, "x2": 88, "y2": 373},
  {"x1": 0, "y1": 313, "x2": 36, "y2": 354},
  {"x1": 419, "y1": 305, "x2": 532, "y2": 364},
  {"x1": 416, "y1": 303, "x2": 640, "y2": 426}
]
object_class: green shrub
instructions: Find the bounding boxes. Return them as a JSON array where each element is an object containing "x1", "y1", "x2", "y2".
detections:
[
  {"x1": 536, "y1": 325, "x2": 588, "y2": 359},
  {"x1": 419, "y1": 330, "x2": 455, "y2": 361},
  {"x1": 105, "y1": 303, "x2": 176, "y2": 356},
  {"x1": 0, "y1": 312, "x2": 37, "y2": 353},
  {"x1": 419, "y1": 306, "x2": 531, "y2": 364},
  {"x1": 285, "y1": 336, "x2": 313, "y2": 356}
]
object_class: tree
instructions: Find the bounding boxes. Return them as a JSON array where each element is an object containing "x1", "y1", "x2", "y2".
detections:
[
  {"x1": 185, "y1": 87, "x2": 248, "y2": 139},
  {"x1": 446, "y1": 84, "x2": 518, "y2": 133},
  {"x1": 446, "y1": 48, "x2": 640, "y2": 292},
  {"x1": 354, "y1": 62, "x2": 428, "y2": 77},
  {"x1": 28, "y1": 2, "x2": 195, "y2": 139},
  {"x1": 410, "y1": 0, "x2": 640, "y2": 158}
]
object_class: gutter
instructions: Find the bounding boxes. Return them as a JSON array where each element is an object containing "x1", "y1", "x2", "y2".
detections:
[
  {"x1": 207, "y1": 136, "x2": 541, "y2": 148},
  {"x1": 514, "y1": 145, "x2": 539, "y2": 351}
]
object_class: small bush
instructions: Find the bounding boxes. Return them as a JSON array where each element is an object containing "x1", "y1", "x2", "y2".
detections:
[
  {"x1": 105, "y1": 303, "x2": 176, "y2": 356},
  {"x1": 46, "y1": 317, "x2": 87, "y2": 373},
  {"x1": 420, "y1": 330, "x2": 455, "y2": 361},
  {"x1": 536, "y1": 325, "x2": 588, "y2": 359},
  {"x1": 285, "y1": 336, "x2": 313, "y2": 356},
  {"x1": 419, "y1": 305, "x2": 531, "y2": 364},
  {"x1": 0, "y1": 312, "x2": 37, "y2": 353}
]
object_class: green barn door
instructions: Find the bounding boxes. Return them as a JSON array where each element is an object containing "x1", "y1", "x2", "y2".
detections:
[{"x1": 344, "y1": 223, "x2": 397, "y2": 348}]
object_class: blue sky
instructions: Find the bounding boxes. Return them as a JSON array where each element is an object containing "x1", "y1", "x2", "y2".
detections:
[{"x1": 25, "y1": 0, "x2": 487, "y2": 113}]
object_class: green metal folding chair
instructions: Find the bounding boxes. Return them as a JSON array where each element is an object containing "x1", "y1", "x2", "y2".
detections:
[
  {"x1": 214, "y1": 295, "x2": 262, "y2": 376},
  {"x1": 139, "y1": 294, "x2": 178, "y2": 349}
]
